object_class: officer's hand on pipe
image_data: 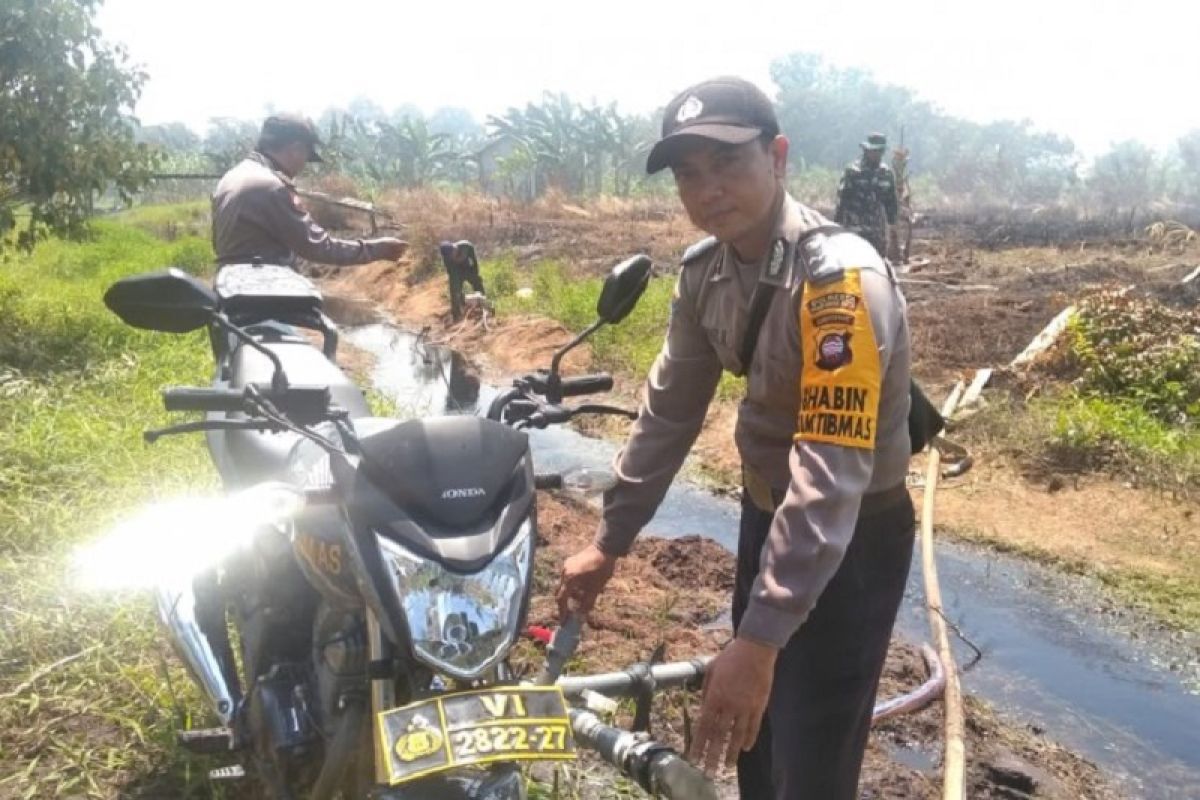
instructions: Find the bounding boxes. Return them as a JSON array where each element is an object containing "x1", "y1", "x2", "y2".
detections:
[
  {"x1": 368, "y1": 237, "x2": 408, "y2": 261},
  {"x1": 688, "y1": 637, "x2": 777, "y2": 775},
  {"x1": 556, "y1": 543, "x2": 617, "y2": 620}
]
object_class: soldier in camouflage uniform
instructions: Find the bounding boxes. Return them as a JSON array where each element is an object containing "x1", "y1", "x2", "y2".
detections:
[{"x1": 834, "y1": 133, "x2": 899, "y2": 259}]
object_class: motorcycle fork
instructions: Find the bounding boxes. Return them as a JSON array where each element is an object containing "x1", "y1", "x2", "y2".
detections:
[{"x1": 367, "y1": 609, "x2": 394, "y2": 785}]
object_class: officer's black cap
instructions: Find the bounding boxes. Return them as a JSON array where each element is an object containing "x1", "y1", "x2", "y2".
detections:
[
  {"x1": 258, "y1": 114, "x2": 324, "y2": 163},
  {"x1": 646, "y1": 77, "x2": 780, "y2": 174},
  {"x1": 861, "y1": 132, "x2": 888, "y2": 151}
]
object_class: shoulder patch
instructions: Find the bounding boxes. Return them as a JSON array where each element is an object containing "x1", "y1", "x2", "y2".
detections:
[
  {"x1": 681, "y1": 236, "x2": 718, "y2": 266},
  {"x1": 796, "y1": 268, "x2": 881, "y2": 450},
  {"x1": 800, "y1": 230, "x2": 885, "y2": 286}
]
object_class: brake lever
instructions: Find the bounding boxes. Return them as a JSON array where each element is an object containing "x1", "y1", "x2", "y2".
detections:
[
  {"x1": 143, "y1": 419, "x2": 280, "y2": 444},
  {"x1": 517, "y1": 404, "x2": 573, "y2": 430},
  {"x1": 573, "y1": 404, "x2": 638, "y2": 420}
]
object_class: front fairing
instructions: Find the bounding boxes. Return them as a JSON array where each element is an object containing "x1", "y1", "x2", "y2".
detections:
[{"x1": 316, "y1": 417, "x2": 537, "y2": 681}]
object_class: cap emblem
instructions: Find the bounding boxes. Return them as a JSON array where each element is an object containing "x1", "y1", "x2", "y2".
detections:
[{"x1": 676, "y1": 95, "x2": 704, "y2": 123}]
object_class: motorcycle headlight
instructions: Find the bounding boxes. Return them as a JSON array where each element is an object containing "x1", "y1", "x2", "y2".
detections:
[{"x1": 376, "y1": 520, "x2": 533, "y2": 680}]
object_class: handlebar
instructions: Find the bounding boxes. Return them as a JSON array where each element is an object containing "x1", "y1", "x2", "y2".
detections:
[
  {"x1": 162, "y1": 384, "x2": 332, "y2": 422},
  {"x1": 521, "y1": 371, "x2": 614, "y2": 401},
  {"x1": 560, "y1": 373, "x2": 614, "y2": 397},
  {"x1": 534, "y1": 473, "x2": 563, "y2": 490},
  {"x1": 163, "y1": 387, "x2": 245, "y2": 412}
]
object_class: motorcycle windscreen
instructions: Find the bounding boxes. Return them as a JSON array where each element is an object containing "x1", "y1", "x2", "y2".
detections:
[{"x1": 357, "y1": 416, "x2": 530, "y2": 530}]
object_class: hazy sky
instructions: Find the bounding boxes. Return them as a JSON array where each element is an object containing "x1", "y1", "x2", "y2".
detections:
[{"x1": 96, "y1": 0, "x2": 1198, "y2": 157}]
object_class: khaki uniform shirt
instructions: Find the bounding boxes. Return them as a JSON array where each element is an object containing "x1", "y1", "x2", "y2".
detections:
[
  {"x1": 211, "y1": 152, "x2": 384, "y2": 267},
  {"x1": 596, "y1": 195, "x2": 912, "y2": 648}
]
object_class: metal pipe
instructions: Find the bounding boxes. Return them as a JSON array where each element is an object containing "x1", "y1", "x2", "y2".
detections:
[
  {"x1": 556, "y1": 657, "x2": 711, "y2": 698},
  {"x1": 569, "y1": 708, "x2": 718, "y2": 800},
  {"x1": 558, "y1": 648, "x2": 944, "y2": 722},
  {"x1": 154, "y1": 577, "x2": 239, "y2": 727}
]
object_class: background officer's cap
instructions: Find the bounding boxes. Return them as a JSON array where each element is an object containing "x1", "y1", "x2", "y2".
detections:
[
  {"x1": 861, "y1": 132, "x2": 888, "y2": 152},
  {"x1": 646, "y1": 76, "x2": 780, "y2": 174},
  {"x1": 258, "y1": 114, "x2": 324, "y2": 163}
]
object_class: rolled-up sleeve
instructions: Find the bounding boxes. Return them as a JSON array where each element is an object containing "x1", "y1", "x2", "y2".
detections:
[
  {"x1": 595, "y1": 272, "x2": 722, "y2": 556},
  {"x1": 738, "y1": 268, "x2": 903, "y2": 647}
]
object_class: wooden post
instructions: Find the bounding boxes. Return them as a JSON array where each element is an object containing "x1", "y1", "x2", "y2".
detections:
[
  {"x1": 920, "y1": 381, "x2": 967, "y2": 800},
  {"x1": 960, "y1": 368, "x2": 993, "y2": 409},
  {"x1": 1009, "y1": 306, "x2": 1076, "y2": 369}
]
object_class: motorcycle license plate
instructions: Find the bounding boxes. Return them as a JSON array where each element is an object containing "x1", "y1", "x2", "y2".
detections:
[{"x1": 377, "y1": 686, "x2": 576, "y2": 785}]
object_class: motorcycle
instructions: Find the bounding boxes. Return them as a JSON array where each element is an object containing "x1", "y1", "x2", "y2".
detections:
[{"x1": 101, "y1": 258, "x2": 716, "y2": 799}]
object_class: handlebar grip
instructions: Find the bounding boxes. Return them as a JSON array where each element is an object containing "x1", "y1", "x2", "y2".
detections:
[
  {"x1": 559, "y1": 373, "x2": 613, "y2": 397},
  {"x1": 162, "y1": 387, "x2": 246, "y2": 413},
  {"x1": 161, "y1": 385, "x2": 332, "y2": 421},
  {"x1": 534, "y1": 473, "x2": 563, "y2": 490}
]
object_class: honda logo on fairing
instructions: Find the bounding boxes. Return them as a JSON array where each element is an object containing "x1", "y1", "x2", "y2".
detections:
[{"x1": 441, "y1": 487, "x2": 486, "y2": 500}]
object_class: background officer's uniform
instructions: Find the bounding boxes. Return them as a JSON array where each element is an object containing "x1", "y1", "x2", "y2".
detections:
[
  {"x1": 834, "y1": 133, "x2": 899, "y2": 258},
  {"x1": 212, "y1": 151, "x2": 390, "y2": 267},
  {"x1": 439, "y1": 240, "x2": 487, "y2": 321},
  {"x1": 596, "y1": 194, "x2": 914, "y2": 799}
]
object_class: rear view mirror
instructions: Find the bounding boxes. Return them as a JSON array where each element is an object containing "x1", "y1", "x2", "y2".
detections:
[
  {"x1": 103, "y1": 268, "x2": 218, "y2": 333},
  {"x1": 596, "y1": 255, "x2": 651, "y2": 325}
]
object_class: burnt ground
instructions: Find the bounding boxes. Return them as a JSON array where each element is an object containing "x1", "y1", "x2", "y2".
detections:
[
  {"x1": 324, "y1": 190, "x2": 1195, "y2": 394},
  {"x1": 900, "y1": 239, "x2": 1193, "y2": 386}
]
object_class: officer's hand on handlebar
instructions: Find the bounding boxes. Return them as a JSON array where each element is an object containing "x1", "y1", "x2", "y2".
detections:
[
  {"x1": 368, "y1": 237, "x2": 408, "y2": 261},
  {"x1": 556, "y1": 543, "x2": 618, "y2": 621}
]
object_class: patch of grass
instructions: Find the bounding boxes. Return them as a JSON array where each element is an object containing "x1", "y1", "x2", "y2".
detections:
[
  {"x1": 480, "y1": 257, "x2": 744, "y2": 399},
  {"x1": 1043, "y1": 394, "x2": 1200, "y2": 487},
  {"x1": 116, "y1": 201, "x2": 212, "y2": 242},
  {"x1": 967, "y1": 389, "x2": 1200, "y2": 498},
  {"x1": 0, "y1": 213, "x2": 227, "y2": 797},
  {"x1": 1066, "y1": 289, "x2": 1200, "y2": 425}
]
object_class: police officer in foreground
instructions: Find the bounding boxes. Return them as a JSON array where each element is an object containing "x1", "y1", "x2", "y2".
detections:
[
  {"x1": 556, "y1": 78, "x2": 915, "y2": 799},
  {"x1": 439, "y1": 239, "x2": 487, "y2": 321},
  {"x1": 834, "y1": 132, "x2": 900, "y2": 260},
  {"x1": 212, "y1": 114, "x2": 407, "y2": 267}
]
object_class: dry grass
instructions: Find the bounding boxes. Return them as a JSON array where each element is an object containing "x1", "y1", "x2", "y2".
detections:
[{"x1": 371, "y1": 187, "x2": 697, "y2": 282}]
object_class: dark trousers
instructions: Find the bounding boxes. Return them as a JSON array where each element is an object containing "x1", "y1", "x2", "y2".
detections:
[
  {"x1": 732, "y1": 491, "x2": 916, "y2": 800},
  {"x1": 448, "y1": 266, "x2": 486, "y2": 321}
]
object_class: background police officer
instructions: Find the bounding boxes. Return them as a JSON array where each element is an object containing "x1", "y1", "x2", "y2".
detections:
[
  {"x1": 211, "y1": 114, "x2": 407, "y2": 267},
  {"x1": 556, "y1": 78, "x2": 915, "y2": 799},
  {"x1": 439, "y1": 239, "x2": 487, "y2": 321},
  {"x1": 834, "y1": 132, "x2": 900, "y2": 260}
]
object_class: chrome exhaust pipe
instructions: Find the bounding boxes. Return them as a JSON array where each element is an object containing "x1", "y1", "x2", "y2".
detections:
[{"x1": 155, "y1": 575, "x2": 239, "y2": 726}]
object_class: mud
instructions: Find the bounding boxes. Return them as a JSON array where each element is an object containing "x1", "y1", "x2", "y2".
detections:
[{"x1": 526, "y1": 494, "x2": 1119, "y2": 799}]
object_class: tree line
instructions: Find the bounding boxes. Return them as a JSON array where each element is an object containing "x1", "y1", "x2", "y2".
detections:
[{"x1": 5, "y1": 0, "x2": 1200, "y2": 249}]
